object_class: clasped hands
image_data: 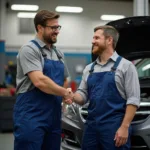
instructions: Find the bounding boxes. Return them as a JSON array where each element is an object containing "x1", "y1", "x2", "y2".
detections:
[{"x1": 63, "y1": 88, "x2": 74, "y2": 105}]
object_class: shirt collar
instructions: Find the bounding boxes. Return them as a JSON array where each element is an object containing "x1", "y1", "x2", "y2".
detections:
[
  {"x1": 110, "y1": 51, "x2": 119, "y2": 62},
  {"x1": 34, "y1": 36, "x2": 46, "y2": 48},
  {"x1": 95, "y1": 51, "x2": 119, "y2": 64}
]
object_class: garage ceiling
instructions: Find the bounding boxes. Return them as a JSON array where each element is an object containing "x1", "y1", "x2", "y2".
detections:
[
  {"x1": 88, "y1": 0, "x2": 133, "y2": 1},
  {"x1": 89, "y1": 0, "x2": 149, "y2": 1}
]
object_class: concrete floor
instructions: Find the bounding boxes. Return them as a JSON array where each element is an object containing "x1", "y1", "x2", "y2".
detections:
[
  {"x1": 0, "y1": 133, "x2": 63, "y2": 150},
  {"x1": 0, "y1": 133, "x2": 146, "y2": 150},
  {"x1": 0, "y1": 133, "x2": 14, "y2": 150}
]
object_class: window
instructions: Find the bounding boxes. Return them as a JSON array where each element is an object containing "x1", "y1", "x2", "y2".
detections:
[
  {"x1": 19, "y1": 18, "x2": 35, "y2": 34},
  {"x1": 135, "y1": 58, "x2": 150, "y2": 78}
]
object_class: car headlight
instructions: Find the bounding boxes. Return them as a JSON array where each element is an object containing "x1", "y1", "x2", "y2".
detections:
[{"x1": 62, "y1": 103, "x2": 79, "y2": 122}]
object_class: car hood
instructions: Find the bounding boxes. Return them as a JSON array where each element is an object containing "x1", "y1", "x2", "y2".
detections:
[
  {"x1": 107, "y1": 16, "x2": 150, "y2": 60},
  {"x1": 92, "y1": 16, "x2": 150, "y2": 61}
]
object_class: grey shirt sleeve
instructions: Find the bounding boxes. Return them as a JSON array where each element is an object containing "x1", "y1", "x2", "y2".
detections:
[
  {"x1": 124, "y1": 63, "x2": 140, "y2": 107},
  {"x1": 76, "y1": 65, "x2": 89, "y2": 103},
  {"x1": 20, "y1": 45, "x2": 43, "y2": 75}
]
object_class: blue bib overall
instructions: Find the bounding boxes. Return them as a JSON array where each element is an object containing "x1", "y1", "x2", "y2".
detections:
[
  {"x1": 13, "y1": 41, "x2": 64, "y2": 150},
  {"x1": 82, "y1": 56, "x2": 131, "y2": 150}
]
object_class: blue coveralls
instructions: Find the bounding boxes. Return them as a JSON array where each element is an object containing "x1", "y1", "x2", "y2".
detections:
[
  {"x1": 13, "y1": 40, "x2": 64, "y2": 150},
  {"x1": 82, "y1": 56, "x2": 132, "y2": 150}
]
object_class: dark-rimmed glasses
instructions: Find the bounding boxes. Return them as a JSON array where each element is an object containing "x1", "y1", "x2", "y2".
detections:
[{"x1": 45, "y1": 25, "x2": 61, "y2": 31}]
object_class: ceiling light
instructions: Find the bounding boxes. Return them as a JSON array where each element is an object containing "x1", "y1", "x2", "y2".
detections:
[
  {"x1": 11, "y1": 4, "x2": 39, "y2": 11},
  {"x1": 142, "y1": 64, "x2": 150, "y2": 71},
  {"x1": 55, "y1": 6, "x2": 83, "y2": 13},
  {"x1": 100, "y1": 15, "x2": 125, "y2": 21},
  {"x1": 17, "y1": 12, "x2": 36, "y2": 18}
]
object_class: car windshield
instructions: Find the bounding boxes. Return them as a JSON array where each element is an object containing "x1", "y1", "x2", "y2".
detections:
[{"x1": 133, "y1": 58, "x2": 150, "y2": 79}]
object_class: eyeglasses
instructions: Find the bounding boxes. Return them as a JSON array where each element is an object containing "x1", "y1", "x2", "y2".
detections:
[{"x1": 45, "y1": 25, "x2": 61, "y2": 31}]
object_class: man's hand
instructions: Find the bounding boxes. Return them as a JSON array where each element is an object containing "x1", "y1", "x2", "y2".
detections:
[
  {"x1": 114, "y1": 126, "x2": 129, "y2": 147},
  {"x1": 63, "y1": 88, "x2": 74, "y2": 105}
]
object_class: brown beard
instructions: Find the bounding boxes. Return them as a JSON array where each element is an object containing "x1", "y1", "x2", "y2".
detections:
[
  {"x1": 92, "y1": 44, "x2": 106, "y2": 55},
  {"x1": 43, "y1": 32, "x2": 57, "y2": 44}
]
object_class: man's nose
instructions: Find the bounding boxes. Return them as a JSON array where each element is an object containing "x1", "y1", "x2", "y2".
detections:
[
  {"x1": 92, "y1": 39, "x2": 95, "y2": 44},
  {"x1": 54, "y1": 30, "x2": 59, "y2": 34}
]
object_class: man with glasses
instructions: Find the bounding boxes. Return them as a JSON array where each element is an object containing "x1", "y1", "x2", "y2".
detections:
[{"x1": 13, "y1": 10, "x2": 73, "y2": 150}]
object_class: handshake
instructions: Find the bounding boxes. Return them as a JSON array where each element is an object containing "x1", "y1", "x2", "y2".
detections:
[{"x1": 63, "y1": 88, "x2": 74, "y2": 105}]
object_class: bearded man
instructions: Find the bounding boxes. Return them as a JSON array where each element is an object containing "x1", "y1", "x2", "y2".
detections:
[
  {"x1": 13, "y1": 10, "x2": 73, "y2": 150},
  {"x1": 65, "y1": 25, "x2": 140, "y2": 150}
]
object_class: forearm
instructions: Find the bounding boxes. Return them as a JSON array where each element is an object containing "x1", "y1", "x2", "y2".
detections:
[
  {"x1": 121, "y1": 104, "x2": 137, "y2": 128},
  {"x1": 63, "y1": 78, "x2": 69, "y2": 88},
  {"x1": 73, "y1": 93, "x2": 85, "y2": 105},
  {"x1": 35, "y1": 75, "x2": 67, "y2": 96}
]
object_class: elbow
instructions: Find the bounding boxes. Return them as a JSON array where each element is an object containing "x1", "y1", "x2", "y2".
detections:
[
  {"x1": 28, "y1": 71, "x2": 49, "y2": 90},
  {"x1": 32, "y1": 75, "x2": 46, "y2": 89},
  {"x1": 33, "y1": 76, "x2": 50, "y2": 91}
]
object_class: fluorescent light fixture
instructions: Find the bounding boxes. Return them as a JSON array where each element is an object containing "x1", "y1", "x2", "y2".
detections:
[
  {"x1": 55, "y1": 6, "x2": 83, "y2": 13},
  {"x1": 11, "y1": 4, "x2": 39, "y2": 11},
  {"x1": 101, "y1": 15, "x2": 125, "y2": 21},
  {"x1": 142, "y1": 64, "x2": 150, "y2": 71},
  {"x1": 17, "y1": 12, "x2": 36, "y2": 18}
]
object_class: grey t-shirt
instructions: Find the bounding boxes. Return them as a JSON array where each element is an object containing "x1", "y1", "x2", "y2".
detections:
[
  {"x1": 77, "y1": 51, "x2": 140, "y2": 107},
  {"x1": 16, "y1": 37, "x2": 69, "y2": 94}
]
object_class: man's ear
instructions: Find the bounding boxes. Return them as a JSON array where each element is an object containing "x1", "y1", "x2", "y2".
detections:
[
  {"x1": 37, "y1": 25, "x2": 43, "y2": 33},
  {"x1": 107, "y1": 36, "x2": 113, "y2": 45}
]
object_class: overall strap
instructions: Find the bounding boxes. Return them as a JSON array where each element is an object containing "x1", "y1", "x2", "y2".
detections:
[
  {"x1": 52, "y1": 46, "x2": 62, "y2": 60},
  {"x1": 89, "y1": 61, "x2": 97, "y2": 74},
  {"x1": 30, "y1": 40, "x2": 47, "y2": 58},
  {"x1": 111, "y1": 56, "x2": 122, "y2": 71},
  {"x1": 31, "y1": 40, "x2": 62, "y2": 61}
]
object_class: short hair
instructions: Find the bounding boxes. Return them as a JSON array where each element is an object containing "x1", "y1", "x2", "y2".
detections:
[
  {"x1": 34, "y1": 10, "x2": 60, "y2": 32},
  {"x1": 94, "y1": 25, "x2": 119, "y2": 49}
]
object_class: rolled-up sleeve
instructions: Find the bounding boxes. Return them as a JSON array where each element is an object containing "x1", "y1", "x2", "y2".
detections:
[{"x1": 125, "y1": 63, "x2": 140, "y2": 107}]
